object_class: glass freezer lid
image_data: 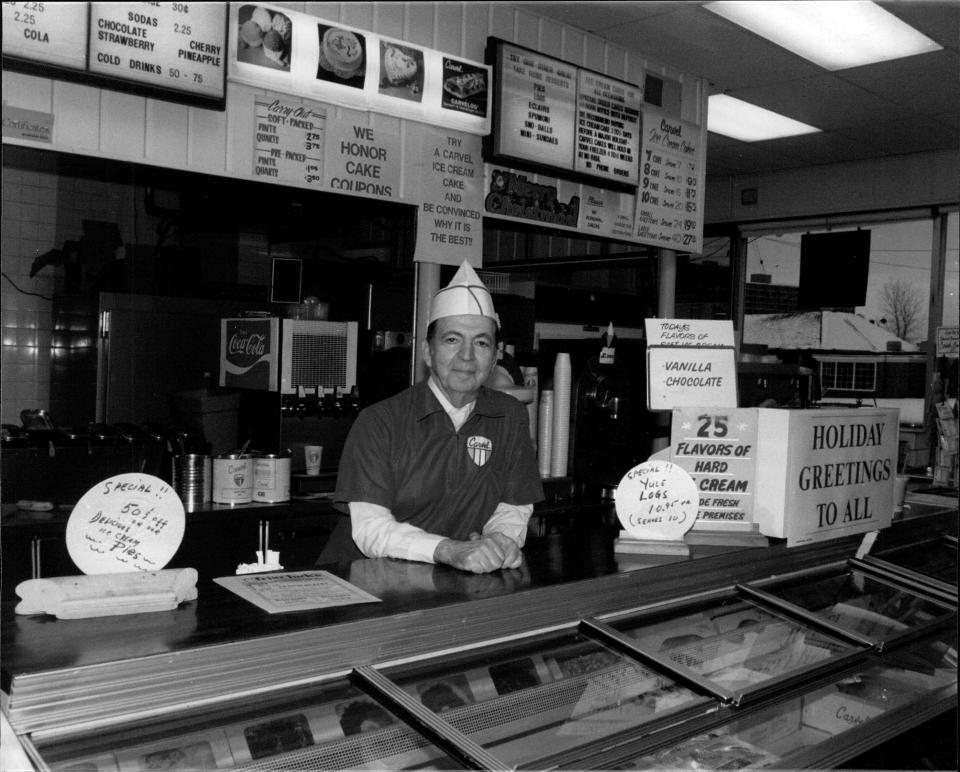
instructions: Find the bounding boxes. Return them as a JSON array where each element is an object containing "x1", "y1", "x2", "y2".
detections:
[
  {"x1": 379, "y1": 627, "x2": 712, "y2": 770},
  {"x1": 37, "y1": 677, "x2": 460, "y2": 772},
  {"x1": 603, "y1": 628, "x2": 957, "y2": 771},
  {"x1": 606, "y1": 596, "x2": 863, "y2": 703},
  {"x1": 743, "y1": 567, "x2": 957, "y2": 650},
  {"x1": 868, "y1": 538, "x2": 958, "y2": 585}
]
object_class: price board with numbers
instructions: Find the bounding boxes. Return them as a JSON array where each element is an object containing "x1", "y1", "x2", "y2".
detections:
[
  {"x1": 2, "y1": 2, "x2": 227, "y2": 109},
  {"x1": 634, "y1": 105, "x2": 705, "y2": 252}
]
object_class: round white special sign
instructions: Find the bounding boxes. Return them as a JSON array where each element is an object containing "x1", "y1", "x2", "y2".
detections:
[
  {"x1": 615, "y1": 460, "x2": 699, "y2": 541},
  {"x1": 66, "y1": 473, "x2": 186, "y2": 574}
]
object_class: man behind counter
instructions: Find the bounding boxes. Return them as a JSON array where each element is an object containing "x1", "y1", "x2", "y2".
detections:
[{"x1": 329, "y1": 261, "x2": 544, "y2": 574}]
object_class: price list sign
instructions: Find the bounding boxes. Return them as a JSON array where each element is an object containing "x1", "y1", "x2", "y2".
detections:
[
  {"x1": 253, "y1": 96, "x2": 327, "y2": 187},
  {"x1": 494, "y1": 44, "x2": 576, "y2": 170},
  {"x1": 2, "y1": 2, "x2": 88, "y2": 70},
  {"x1": 635, "y1": 106, "x2": 704, "y2": 252},
  {"x1": 574, "y1": 71, "x2": 641, "y2": 185},
  {"x1": 87, "y1": 2, "x2": 226, "y2": 99}
]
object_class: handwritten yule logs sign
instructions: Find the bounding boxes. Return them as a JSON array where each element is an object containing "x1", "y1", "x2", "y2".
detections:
[
  {"x1": 65, "y1": 473, "x2": 186, "y2": 575},
  {"x1": 615, "y1": 460, "x2": 699, "y2": 542}
]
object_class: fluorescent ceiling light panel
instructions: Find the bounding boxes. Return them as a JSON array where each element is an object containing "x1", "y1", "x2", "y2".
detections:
[
  {"x1": 705, "y1": 1, "x2": 942, "y2": 70},
  {"x1": 708, "y1": 94, "x2": 821, "y2": 141}
]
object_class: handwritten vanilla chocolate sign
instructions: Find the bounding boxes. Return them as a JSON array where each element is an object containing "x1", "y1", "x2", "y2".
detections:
[
  {"x1": 66, "y1": 474, "x2": 186, "y2": 575},
  {"x1": 615, "y1": 461, "x2": 698, "y2": 541}
]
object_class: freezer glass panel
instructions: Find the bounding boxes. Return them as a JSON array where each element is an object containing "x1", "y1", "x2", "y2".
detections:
[
  {"x1": 873, "y1": 540, "x2": 958, "y2": 585},
  {"x1": 382, "y1": 629, "x2": 710, "y2": 768},
  {"x1": 612, "y1": 598, "x2": 857, "y2": 693},
  {"x1": 757, "y1": 569, "x2": 955, "y2": 642},
  {"x1": 610, "y1": 630, "x2": 958, "y2": 769},
  {"x1": 39, "y1": 678, "x2": 458, "y2": 772}
]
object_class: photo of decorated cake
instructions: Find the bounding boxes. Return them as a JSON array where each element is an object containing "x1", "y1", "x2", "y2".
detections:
[
  {"x1": 378, "y1": 42, "x2": 424, "y2": 102},
  {"x1": 237, "y1": 5, "x2": 292, "y2": 71},
  {"x1": 316, "y1": 25, "x2": 366, "y2": 86}
]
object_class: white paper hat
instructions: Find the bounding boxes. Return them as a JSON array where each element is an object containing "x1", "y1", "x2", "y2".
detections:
[{"x1": 428, "y1": 261, "x2": 500, "y2": 327}]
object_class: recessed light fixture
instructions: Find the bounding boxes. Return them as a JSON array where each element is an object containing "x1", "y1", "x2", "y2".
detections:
[
  {"x1": 708, "y1": 94, "x2": 821, "y2": 141},
  {"x1": 705, "y1": 1, "x2": 942, "y2": 71}
]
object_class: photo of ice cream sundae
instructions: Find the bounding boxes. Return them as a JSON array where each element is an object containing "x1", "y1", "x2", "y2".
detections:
[{"x1": 237, "y1": 5, "x2": 292, "y2": 71}]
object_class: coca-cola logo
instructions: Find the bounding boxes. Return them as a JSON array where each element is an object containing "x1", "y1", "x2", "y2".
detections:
[{"x1": 227, "y1": 333, "x2": 267, "y2": 356}]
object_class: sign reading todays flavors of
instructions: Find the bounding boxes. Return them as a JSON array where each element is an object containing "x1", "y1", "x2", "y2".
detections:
[
  {"x1": 645, "y1": 319, "x2": 738, "y2": 411},
  {"x1": 752, "y1": 408, "x2": 898, "y2": 546}
]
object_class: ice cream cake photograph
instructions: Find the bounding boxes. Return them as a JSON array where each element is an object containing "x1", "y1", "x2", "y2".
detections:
[
  {"x1": 316, "y1": 24, "x2": 367, "y2": 88},
  {"x1": 378, "y1": 41, "x2": 424, "y2": 102},
  {"x1": 236, "y1": 5, "x2": 292, "y2": 71}
]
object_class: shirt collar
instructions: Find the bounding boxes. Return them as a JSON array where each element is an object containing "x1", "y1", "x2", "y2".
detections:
[{"x1": 414, "y1": 378, "x2": 506, "y2": 422}]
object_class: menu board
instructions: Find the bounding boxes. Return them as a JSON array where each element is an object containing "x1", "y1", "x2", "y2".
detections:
[
  {"x1": 87, "y1": 3, "x2": 226, "y2": 99},
  {"x1": 493, "y1": 44, "x2": 576, "y2": 170},
  {"x1": 574, "y1": 70, "x2": 641, "y2": 185},
  {"x1": 489, "y1": 39, "x2": 643, "y2": 189},
  {"x1": 634, "y1": 105, "x2": 704, "y2": 252},
  {"x1": 2, "y1": 2, "x2": 88, "y2": 70},
  {"x1": 2, "y1": 2, "x2": 227, "y2": 107},
  {"x1": 253, "y1": 94, "x2": 327, "y2": 188}
]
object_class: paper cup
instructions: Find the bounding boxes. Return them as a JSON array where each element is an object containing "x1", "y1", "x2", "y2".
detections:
[
  {"x1": 305, "y1": 445, "x2": 323, "y2": 476},
  {"x1": 894, "y1": 475, "x2": 908, "y2": 513}
]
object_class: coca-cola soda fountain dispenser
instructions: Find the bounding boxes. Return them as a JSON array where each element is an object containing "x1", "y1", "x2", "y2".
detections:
[{"x1": 220, "y1": 316, "x2": 359, "y2": 480}]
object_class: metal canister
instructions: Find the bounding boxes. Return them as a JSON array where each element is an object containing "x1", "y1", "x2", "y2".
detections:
[
  {"x1": 253, "y1": 449, "x2": 291, "y2": 503},
  {"x1": 212, "y1": 452, "x2": 253, "y2": 504}
]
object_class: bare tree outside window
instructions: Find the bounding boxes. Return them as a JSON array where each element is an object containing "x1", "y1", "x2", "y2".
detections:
[{"x1": 880, "y1": 278, "x2": 925, "y2": 341}]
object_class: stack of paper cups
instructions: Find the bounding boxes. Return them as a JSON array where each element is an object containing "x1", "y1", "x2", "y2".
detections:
[
  {"x1": 538, "y1": 390, "x2": 554, "y2": 477},
  {"x1": 550, "y1": 352, "x2": 572, "y2": 477}
]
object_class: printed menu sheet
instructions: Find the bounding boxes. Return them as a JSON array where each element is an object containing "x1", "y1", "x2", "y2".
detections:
[
  {"x1": 574, "y1": 70, "x2": 641, "y2": 185},
  {"x1": 253, "y1": 94, "x2": 327, "y2": 187},
  {"x1": 215, "y1": 570, "x2": 380, "y2": 613}
]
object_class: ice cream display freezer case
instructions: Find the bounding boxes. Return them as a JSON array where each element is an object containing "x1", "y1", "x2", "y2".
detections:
[{"x1": 3, "y1": 515, "x2": 956, "y2": 770}]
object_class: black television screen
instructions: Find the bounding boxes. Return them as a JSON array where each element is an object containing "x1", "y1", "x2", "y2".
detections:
[{"x1": 798, "y1": 229, "x2": 871, "y2": 309}]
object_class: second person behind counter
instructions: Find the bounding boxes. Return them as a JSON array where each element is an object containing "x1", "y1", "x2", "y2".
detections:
[{"x1": 323, "y1": 261, "x2": 544, "y2": 573}]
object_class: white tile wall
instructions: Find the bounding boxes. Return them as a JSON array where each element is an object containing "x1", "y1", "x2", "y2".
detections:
[{"x1": 1, "y1": 163, "x2": 58, "y2": 424}]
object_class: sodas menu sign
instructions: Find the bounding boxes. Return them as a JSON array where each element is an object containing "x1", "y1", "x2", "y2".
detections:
[{"x1": 2, "y1": 2, "x2": 227, "y2": 106}]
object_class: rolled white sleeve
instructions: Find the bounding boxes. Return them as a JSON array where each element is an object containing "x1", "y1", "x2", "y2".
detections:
[
  {"x1": 349, "y1": 501, "x2": 445, "y2": 563},
  {"x1": 482, "y1": 502, "x2": 533, "y2": 547},
  {"x1": 350, "y1": 501, "x2": 534, "y2": 562}
]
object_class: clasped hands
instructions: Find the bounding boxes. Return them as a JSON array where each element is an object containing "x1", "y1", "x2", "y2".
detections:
[{"x1": 434, "y1": 531, "x2": 523, "y2": 574}]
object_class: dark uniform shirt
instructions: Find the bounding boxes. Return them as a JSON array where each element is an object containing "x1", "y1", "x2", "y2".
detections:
[{"x1": 334, "y1": 380, "x2": 544, "y2": 547}]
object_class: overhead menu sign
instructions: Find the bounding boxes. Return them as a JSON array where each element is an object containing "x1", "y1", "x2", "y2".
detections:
[
  {"x1": 87, "y1": 2, "x2": 226, "y2": 100},
  {"x1": 2, "y1": 2, "x2": 227, "y2": 108},
  {"x1": 574, "y1": 70, "x2": 641, "y2": 184},
  {"x1": 2, "y1": 2, "x2": 88, "y2": 70},
  {"x1": 635, "y1": 105, "x2": 705, "y2": 252},
  {"x1": 493, "y1": 46, "x2": 577, "y2": 169},
  {"x1": 489, "y1": 39, "x2": 643, "y2": 189},
  {"x1": 228, "y1": 4, "x2": 490, "y2": 135}
]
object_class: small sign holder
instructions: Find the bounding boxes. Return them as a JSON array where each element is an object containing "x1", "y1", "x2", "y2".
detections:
[{"x1": 614, "y1": 460, "x2": 698, "y2": 556}]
